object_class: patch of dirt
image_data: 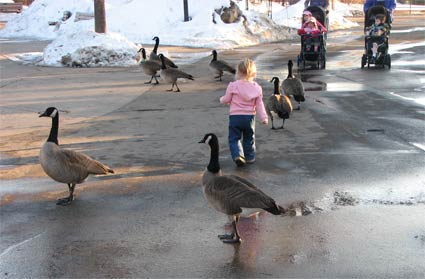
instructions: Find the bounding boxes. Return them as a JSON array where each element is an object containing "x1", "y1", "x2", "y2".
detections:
[{"x1": 333, "y1": 191, "x2": 359, "y2": 206}]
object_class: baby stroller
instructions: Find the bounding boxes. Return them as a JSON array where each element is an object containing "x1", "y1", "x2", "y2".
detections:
[
  {"x1": 361, "y1": 6, "x2": 391, "y2": 69},
  {"x1": 297, "y1": 6, "x2": 328, "y2": 71}
]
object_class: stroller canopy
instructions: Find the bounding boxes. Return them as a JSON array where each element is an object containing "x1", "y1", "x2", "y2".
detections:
[{"x1": 364, "y1": 6, "x2": 390, "y2": 29}]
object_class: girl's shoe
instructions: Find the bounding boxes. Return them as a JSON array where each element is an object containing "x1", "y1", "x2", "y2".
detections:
[
  {"x1": 246, "y1": 159, "x2": 256, "y2": 164},
  {"x1": 234, "y1": 157, "x2": 246, "y2": 167}
]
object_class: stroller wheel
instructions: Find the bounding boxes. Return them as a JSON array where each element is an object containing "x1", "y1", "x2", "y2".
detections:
[
  {"x1": 386, "y1": 54, "x2": 391, "y2": 69},
  {"x1": 361, "y1": 55, "x2": 366, "y2": 69}
]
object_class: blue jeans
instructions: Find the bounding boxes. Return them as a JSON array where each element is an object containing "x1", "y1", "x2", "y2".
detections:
[{"x1": 228, "y1": 115, "x2": 255, "y2": 161}]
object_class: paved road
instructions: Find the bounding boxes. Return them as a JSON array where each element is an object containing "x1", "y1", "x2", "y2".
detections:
[{"x1": 0, "y1": 16, "x2": 424, "y2": 278}]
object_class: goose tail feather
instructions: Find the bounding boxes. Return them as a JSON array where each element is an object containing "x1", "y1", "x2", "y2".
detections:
[
  {"x1": 88, "y1": 160, "x2": 114, "y2": 175},
  {"x1": 264, "y1": 204, "x2": 286, "y2": 215}
]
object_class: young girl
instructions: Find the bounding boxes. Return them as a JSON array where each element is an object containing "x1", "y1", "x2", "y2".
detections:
[
  {"x1": 220, "y1": 58, "x2": 268, "y2": 167},
  {"x1": 298, "y1": 18, "x2": 327, "y2": 52},
  {"x1": 301, "y1": 10, "x2": 327, "y2": 31}
]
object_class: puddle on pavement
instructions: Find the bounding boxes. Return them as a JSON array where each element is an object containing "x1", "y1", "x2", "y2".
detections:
[
  {"x1": 283, "y1": 188, "x2": 425, "y2": 217},
  {"x1": 299, "y1": 74, "x2": 366, "y2": 92}
]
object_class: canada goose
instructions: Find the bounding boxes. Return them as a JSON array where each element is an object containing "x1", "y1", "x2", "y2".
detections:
[
  {"x1": 150, "y1": 36, "x2": 178, "y2": 68},
  {"x1": 266, "y1": 77, "x2": 293, "y2": 130},
  {"x1": 138, "y1": 48, "x2": 161, "y2": 84},
  {"x1": 209, "y1": 50, "x2": 236, "y2": 81},
  {"x1": 281, "y1": 60, "x2": 305, "y2": 110},
  {"x1": 199, "y1": 133, "x2": 285, "y2": 244},
  {"x1": 159, "y1": 54, "x2": 194, "y2": 92},
  {"x1": 39, "y1": 107, "x2": 114, "y2": 205}
]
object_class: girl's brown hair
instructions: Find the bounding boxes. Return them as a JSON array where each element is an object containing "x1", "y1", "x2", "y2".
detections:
[{"x1": 237, "y1": 58, "x2": 256, "y2": 81}]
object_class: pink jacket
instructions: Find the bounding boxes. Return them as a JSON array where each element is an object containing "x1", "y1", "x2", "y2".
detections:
[{"x1": 220, "y1": 80, "x2": 268, "y2": 122}]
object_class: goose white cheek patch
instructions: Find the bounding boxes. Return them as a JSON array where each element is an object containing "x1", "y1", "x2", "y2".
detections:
[
  {"x1": 205, "y1": 135, "x2": 212, "y2": 144},
  {"x1": 50, "y1": 109, "x2": 58, "y2": 118}
]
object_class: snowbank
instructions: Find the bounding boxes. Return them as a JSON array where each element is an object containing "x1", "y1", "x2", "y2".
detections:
[{"x1": 0, "y1": 0, "x2": 361, "y2": 67}]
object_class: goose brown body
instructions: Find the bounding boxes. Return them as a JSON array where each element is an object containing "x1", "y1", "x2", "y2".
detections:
[{"x1": 40, "y1": 142, "x2": 113, "y2": 185}]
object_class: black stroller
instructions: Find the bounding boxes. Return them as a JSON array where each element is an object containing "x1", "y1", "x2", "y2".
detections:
[
  {"x1": 361, "y1": 6, "x2": 391, "y2": 69},
  {"x1": 297, "y1": 6, "x2": 328, "y2": 71}
]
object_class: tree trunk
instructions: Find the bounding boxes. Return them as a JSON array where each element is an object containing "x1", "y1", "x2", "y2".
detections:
[
  {"x1": 94, "y1": 0, "x2": 106, "y2": 33},
  {"x1": 183, "y1": 0, "x2": 189, "y2": 22}
]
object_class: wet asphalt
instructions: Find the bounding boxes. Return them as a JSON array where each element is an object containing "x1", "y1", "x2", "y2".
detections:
[{"x1": 0, "y1": 16, "x2": 424, "y2": 278}]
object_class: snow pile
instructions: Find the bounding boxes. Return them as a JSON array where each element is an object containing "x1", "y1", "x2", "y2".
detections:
[
  {"x1": 0, "y1": 0, "x2": 93, "y2": 40},
  {"x1": 42, "y1": 30, "x2": 140, "y2": 67}
]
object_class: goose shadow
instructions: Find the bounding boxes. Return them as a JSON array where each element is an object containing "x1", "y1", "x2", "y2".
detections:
[{"x1": 300, "y1": 74, "x2": 327, "y2": 92}]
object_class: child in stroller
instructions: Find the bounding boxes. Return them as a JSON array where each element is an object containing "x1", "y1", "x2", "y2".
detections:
[
  {"x1": 365, "y1": 14, "x2": 389, "y2": 62},
  {"x1": 298, "y1": 18, "x2": 327, "y2": 52},
  {"x1": 297, "y1": 7, "x2": 328, "y2": 70},
  {"x1": 361, "y1": 7, "x2": 391, "y2": 68}
]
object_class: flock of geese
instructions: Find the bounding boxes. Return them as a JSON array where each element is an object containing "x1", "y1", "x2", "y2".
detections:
[{"x1": 37, "y1": 36, "x2": 306, "y2": 243}]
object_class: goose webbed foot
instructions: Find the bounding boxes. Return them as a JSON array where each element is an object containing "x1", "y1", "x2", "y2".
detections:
[
  {"x1": 218, "y1": 233, "x2": 235, "y2": 240},
  {"x1": 214, "y1": 75, "x2": 223, "y2": 81},
  {"x1": 294, "y1": 106, "x2": 301, "y2": 111},
  {"x1": 222, "y1": 237, "x2": 241, "y2": 244},
  {"x1": 56, "y1": 196, "x2": 74, "y2": 206}
]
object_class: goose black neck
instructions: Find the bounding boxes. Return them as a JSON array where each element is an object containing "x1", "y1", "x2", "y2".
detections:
[
  {"x1": 273, "y1": 79, "x2": 279, "y2": 95},
  {"x1": 47, "y1": 113, "x2": 59, "y2": 145},
  {"x1": 160, "y1": 56, "x2": 167, "y2": 70},
  {"x1": 141, "y1": 49, "x2": 146, "y2": 60},
  {"x1": 207, "y1": 139, "x2": 220, "y2": 174},
  {"x1": 212, "y1": 51, "x2": 217, "y2": 62},
  {"x1": 287, "y1": 62, "x2": 293, "y2": 78},
  {"x1": 153, "y1": 38, "x2": 159, "y2": 54}
]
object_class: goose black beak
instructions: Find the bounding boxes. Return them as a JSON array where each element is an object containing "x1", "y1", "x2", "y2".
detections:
[
  {"x1": 39, "y1": 111, "x2": 48, "y2": 117},
  {"x1": 198, "y1": 140, "x2": 205, "y2": 144}
]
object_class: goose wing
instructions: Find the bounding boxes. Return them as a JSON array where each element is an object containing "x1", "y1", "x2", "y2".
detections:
[
  {"x1": 60, "y1": 149, "x2": 114, "y2": 175},
  {"x1": 218, "y1": 60, "x2": 236, "y2": 73},
  {"x1": 205, "y1": 175, "x2": 277, "y2": 215},
  {"x1": 282, "y1": 78, "x2": 305, "y2": 98},
  {"x1": 163, "y1": 55, "x2": 178, "y2": 68},
  {"x1": 267, "y1": 95, "x2": 292, "y2": 117},
  {"x1": 210, "y1": 60, "x2": 235, "y2": 74},
  {"x1": 279, "y1": 94, "x2": 293, "y2": 113},
  {"x1": 163, "y1": 68, "x2": 194, "y2": 80}
]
